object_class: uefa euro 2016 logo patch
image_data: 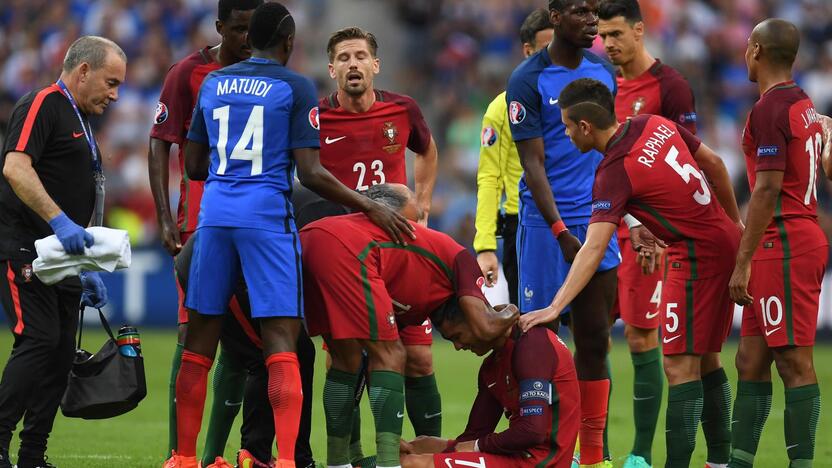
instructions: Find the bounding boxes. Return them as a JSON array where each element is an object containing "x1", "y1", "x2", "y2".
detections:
[
  {"x1": 308, "y1": 107, "x2": 320, "y2": 130},
  {"x1": 509, "y1": 101, "x2": 526, "y2": 124},
  {"x1": 481, "y1": 127, "x2": 497, "y2": 147},
  {"x1": 154, "y1": 102, "x2": 168, "y2": 125}
]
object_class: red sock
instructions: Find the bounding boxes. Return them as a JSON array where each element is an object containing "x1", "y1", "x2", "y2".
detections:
[
  {"x1": 176, "y1": 351, "x2": 213, "y2": 457},
  {"x1": 579, "y1": 379, "x2": 610, "y2": 465},
  {"x1": 266, "y1": 352, "x2": 303, "y2": 463}
]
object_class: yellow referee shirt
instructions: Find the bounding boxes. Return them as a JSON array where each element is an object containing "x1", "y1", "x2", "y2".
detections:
[{"x1": 474, "y1": 91, "x2": 523, "y2": 253}]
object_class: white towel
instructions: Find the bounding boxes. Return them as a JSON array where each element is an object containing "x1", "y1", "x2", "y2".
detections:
[{"x1": 32, "y1": 227, "x2": 132, "y2": 285}]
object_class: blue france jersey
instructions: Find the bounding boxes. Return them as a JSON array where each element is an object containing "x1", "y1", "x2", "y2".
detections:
[
  {"x1": 187, "y1": 57, "x2": 320, "y2": 232},
  {"x1": 506, "y1": 49, "x2": 616, "y2": 226}
]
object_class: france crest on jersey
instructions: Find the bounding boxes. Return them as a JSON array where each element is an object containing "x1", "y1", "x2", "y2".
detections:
[
  {"x1": 187, "y1": 57, "x2": 320, "y2": 233},
  {"x1": 506, "y1": 50, "x2": 617, "y2": 226}
]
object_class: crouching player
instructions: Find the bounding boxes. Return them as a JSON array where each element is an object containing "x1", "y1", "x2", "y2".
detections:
[
  {"x1": 399, "y1": 301, "x2": 579, "y2": 468},
  {"x1": 521, "y1": 78, "x2": 743, "y2": 467},
  {"x1": 301, "y1": 183, "x2": 516, "y2": 468}
]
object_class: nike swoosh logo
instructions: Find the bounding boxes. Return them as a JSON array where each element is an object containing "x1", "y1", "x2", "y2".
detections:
[
  {"x1": 224, "y1": 400, "x2": 243, "y2": 407},
  {"x1": 487, "y1": 382, "x2": 497, "y2": 388},
  {"x1": 325, "y1": 136, "x2": 346, "y2": 144},
  {"x1": 549, "y1": 97, "x2": 558, "y2": 105},
  {"x1": 72, "y1": 131, "x2": 84, "y2": 138},
  {"x1": 786, "y1": 443, "x2": 799, "y2": 450},
  {"x1": 633, "y1": 396, "x2": 654, "y2": 401},
  {"x1": 765, "y1": 327, "x2": 781, "y2": 336},
  {"x1": 396, "y1": 411, "x2": 405, "y2": 418},
  {"x1": 425, "y1": 327, "x2": 432, "y2": 334},
  {"x1": 646, "y1": 311, "x2": 660, "y2": 319},
  {"x1": 663, "y1": 335, "x2": 681, "y2": 344},
  {"x1": 444, "y1": 458, "x2": 454, "y2": 468},
  {"x1": 424, "y1": 411, "x2": 442, "y2": 419}
]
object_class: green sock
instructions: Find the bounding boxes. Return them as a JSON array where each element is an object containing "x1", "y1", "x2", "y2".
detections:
[
  {"x1": 728, "y1": 381, "x2": 772, "y2": 468},
  {"x1": 368, "y1": 371, "x2": 405, "y2": 468},
  {"x1": 405, "y1": 374, "x2": 442, "y2": 436},
  {"x1": 701, "y1": 368, "x2": 732, "y2": 465},
  {"x1": 324, "y1": 369, "x2": 359, "y2": 466},
  {"x1": 631, "y1": 348, "x2": 662, "y2": 464},
  {"x1": 168, "y1": 342, "x2": 184, "y2": 455},
  {"x1": 349, "y1": 405, "x2": 364, "y2": 463},
  {"x1": 784, "y1": 384, "x2": 820, "y2": 467},
  {"x1": 201, "y1": 348, "x2": 246, "y2": 465},
  {"x1": 603, "y1": 355, "x2": 611, "y2": 461},
  {"x1": 665, "y1": 380, "x2": 703, "y2": 468}
]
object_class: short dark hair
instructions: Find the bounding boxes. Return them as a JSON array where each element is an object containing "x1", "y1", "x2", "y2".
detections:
[
  {"x1": 559, "y1": 78, "x2": 617, "y2": 129},
  {"x1": 218, "y1": 0, "x2": 262, "y2": 22},
  {"x1": 548, "y1": 0, "x2": 584, "y2": 11},
  {"x1": 598, "y1": 0, "x2": 643, "y2": 22},
  {"x1": 327, "y1": 27, "x2": 379, "y2": 62},
  {"x1": 248, "y1": 2, "x2": 295, "y2": 50},
  {"x1": 365, "y1": 184, "x2": 408, "y2": 211},
  {"x1": 430, "y1": 296, "x2": 464, "y2": 329},
  {"x1": 519, "y1": 9, "x2": 552, "y2": 45}
]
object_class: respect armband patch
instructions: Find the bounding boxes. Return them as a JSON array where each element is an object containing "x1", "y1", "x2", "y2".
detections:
[
  {"x1": 520, "y1": 405, "x2": 544, "y2": 417},
  {"x1": 519, "y1": 379, "x2": 552, "y2": 404},
  {"x1": 592, "y1": 200, "x2": 612, "y2": 211},
  {"x1": 757, "y1": 145, "x2": 779, "y2": 157}
]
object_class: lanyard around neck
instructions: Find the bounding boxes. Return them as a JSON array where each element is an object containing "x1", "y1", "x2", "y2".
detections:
[{"x1": 55, "y1": 80, "x2": 101, "y2": 174}]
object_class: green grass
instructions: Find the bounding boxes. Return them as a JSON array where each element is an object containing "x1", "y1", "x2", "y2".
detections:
[{"x1": 1, "y1": 330, "x2": 831, "y2": 467}]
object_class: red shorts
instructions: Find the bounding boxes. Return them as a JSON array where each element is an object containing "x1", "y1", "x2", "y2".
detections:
[
  {"x1": 741, "y1": 249, "x2": 827, "y2": 347},
  {"x1": 175, "y1": 231, "x2": 195, "y2": 324},
  {"x1": 660, "y1": 271, "x2": 733, "y2": 355},
  {"x1": 613, "y1": 237, "x2": 662, "y2": 329},
  {"x1": 432, "y1": 450, "x2": 570, "y2": 468},
  {"x1": 399, "y1": 320, "x2": 434, "y2": 346},
  {"x1": 302, "y1": 228, "x2": 398, "y2": 341}
]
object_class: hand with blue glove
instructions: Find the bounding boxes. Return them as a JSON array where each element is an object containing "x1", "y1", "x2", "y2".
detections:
[
  {"x1": 79, "y1": 272, "x2": 108, "y2": 308},
  {"x1": 48, "y1": 212, "x2": 94, "y2": 255}
]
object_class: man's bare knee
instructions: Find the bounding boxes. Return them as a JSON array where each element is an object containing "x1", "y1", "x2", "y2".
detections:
[
  {"x1": 664, "y1": 354, "x2": 701, "y2": 385},
  {"x1": 734, "y1": 337, "x2": 772, "y2": 382},
  {"x1": 773, "y1": 346, "x2": 816, "y2": 387},
  {"x1": 405, "y1": 344, "x2": 434, "y2": 377},
  {"x1": 624, "y1": 325, "x2": 658, "y2": 353},
  {"x1": 363, "y1": 339, "x2": 407, "y2": 374}
]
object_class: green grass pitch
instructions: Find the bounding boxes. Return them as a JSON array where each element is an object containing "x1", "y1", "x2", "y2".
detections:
[{"x1": 1, "y1": 330, "x2": 830, "y2": 467}]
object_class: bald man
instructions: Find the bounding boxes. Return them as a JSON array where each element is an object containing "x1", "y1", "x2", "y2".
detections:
[{"x1": 727, "y1": 19, "x2": 827, "y2": 468}]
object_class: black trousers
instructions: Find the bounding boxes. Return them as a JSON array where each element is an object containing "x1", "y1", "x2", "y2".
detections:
[
  {"x1": 502, "y1": 214, "x2": 519, "y2": 306},
  {"x1": 0, "y1": 259, "x2": 80, "y2": 462}
]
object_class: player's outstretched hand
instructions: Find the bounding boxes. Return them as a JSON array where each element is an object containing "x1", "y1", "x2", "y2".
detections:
[
  {"x1": 407, "y1": 436, "x2": 449, "y2": 454},
  {"x1": 400, "y1": 438, "x2": 415, "y2": 455},
  {"x1": 519, "y1": 304, "x2": 560, "y2": 332},
  {"x1": 366, "y1": 200, "x2": 416, "y2": 245},
  {"x1": 159, "y1": 217, "x2": 182, "y2": 256},
  {"x1": 729, "y1": 262, "x2": 753, "y2": 306},
  {"x1": 630, "y1": 225, "x2": 667, "y2": 253},
  {"x1": 477, "y1": 251, "x2": 500, "y2": 287},
  {"x1": 558, "y1": 231, "x2": 582, "y2": 263}
]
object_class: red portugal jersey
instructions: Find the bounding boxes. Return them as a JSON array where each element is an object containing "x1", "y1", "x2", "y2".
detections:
[
  {"x1": 318, "y1": 90, "x2": 431, "y2": 191},
  {"x1": 741, "y1": 81, "x2": 827, "y2": 260},
  {"x1": 300, "y1": 213, "x2": 486, "y2": 326},
  {"x1": 590, "y1": 115, "x2": 740, "y2": 279},
  {"x1": 614, "y1": 60, "x2": 697, "y2": 240},
  {"x1": 150, "y1": 46, "x2": 220, "y2": 233},
  {"x1": 454, "y1": 326, "x2": 579, "y2": 462}
]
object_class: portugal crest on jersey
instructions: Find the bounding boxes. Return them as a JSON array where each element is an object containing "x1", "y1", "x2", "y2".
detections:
[
  {"x1": 509, "y1": 101, "x2": 526, "y2": 124},
  {"x1": 382, "y1": 121, "x2": 401, "y2": 154}
]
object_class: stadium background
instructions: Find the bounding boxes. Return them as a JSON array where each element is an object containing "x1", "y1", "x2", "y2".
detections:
[{"x1": 0, "y1": 0, "x2": 831, "y2": 467}]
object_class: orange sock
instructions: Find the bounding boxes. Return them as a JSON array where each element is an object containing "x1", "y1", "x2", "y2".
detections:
[
  {"x1": 176, "y1": 351, "x2": 213, "y2": 457},
  {"x1": 579, "y1": 379, "x2": 610, "y2": 465},
  {"x1": 267, "y1": 352, "x2": 303, "y2": 463}
]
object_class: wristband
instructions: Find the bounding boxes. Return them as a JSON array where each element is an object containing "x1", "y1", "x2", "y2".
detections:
[
  {"x1": 444, "y1": 439, "x2": 458, "y2": 453},
  {"x1": 474, "y1": 439, "x2": 480, "y2": 452},
  {"x1": 623, "y1": 214, "x2": 642, "y2": 229},
  {"x1": 550, "y1": 220, "x2": 568, "y2": 239}
]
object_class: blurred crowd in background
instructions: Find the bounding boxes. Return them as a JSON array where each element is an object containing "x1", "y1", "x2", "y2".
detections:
[{"x1": 1, "y1": 0, "x2": 831, "y2": 255}]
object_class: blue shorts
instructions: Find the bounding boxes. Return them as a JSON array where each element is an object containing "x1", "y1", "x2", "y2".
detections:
[
  {"x1": 185, "y1": 227, "x2": 303, "y2": 319},
  {"x1": 517, "y1": 223, "x2": 620, "y2": 313}
]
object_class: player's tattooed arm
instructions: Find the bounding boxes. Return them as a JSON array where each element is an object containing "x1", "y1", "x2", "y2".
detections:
[
  {"x1": 729, "y1": 170, "x2": 783, "y2": 306},
  {"x1": 414, "y1": 136, "x2": 438, "y2": 225},
  {"x1": 520, "y1": 221, "x2": 617, "y2": 331},
  {"x1": 691, "y1": 143, "x2": 743, "y2": 225},
  {"x1": 515, "y1": 138, "x2": 582, "y2": 261},
  {"x1": 184, "y1": 139, "x2": 210, "y2": 181},
  {"x1": 820, "y1": 115, "x2": 832, "y2": 179}
]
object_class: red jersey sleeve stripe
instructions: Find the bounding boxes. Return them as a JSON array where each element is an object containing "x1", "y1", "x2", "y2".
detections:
[
  {"x1": 15, "y1": 84, "x2": 60, "y2": 152},
  {"x1": 5, "y1": 262, "x2": 24, "y2": 335}
]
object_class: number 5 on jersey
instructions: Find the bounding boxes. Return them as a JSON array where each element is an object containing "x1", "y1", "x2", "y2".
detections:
[{"x1": 213, "y1": 105, "x2": 264, "y2": 176}]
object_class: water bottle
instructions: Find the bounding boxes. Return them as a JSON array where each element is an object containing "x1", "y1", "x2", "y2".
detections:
[{"x1": 116, "y1": 326, "x2": 141, "y2": 357}]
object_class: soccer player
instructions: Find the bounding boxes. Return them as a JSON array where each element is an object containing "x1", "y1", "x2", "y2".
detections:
[
  {"x1": 727, "y1": 19, "x2": 827, "y2": 468},
  {"x1": 163, "y1": 4, "x2": 413, "y2": 468},
  {"x1": 319, "y1": 26, "x2": 442, "y2": 454},
  {"x1": 148, "y1": 0, "x2": 260, "y2": 462},
  {"x1": 302, "y1": 183, "x2": 515, "y2": 468},
  {"x1": 597, "y1": 1, "x2": 721, "y2": 467},
  {"x1": 399, "y1": 303, "x2": 579, "y2": 468},
  {"x1": 520, "y1": 78, "x2": 743, "y2": 468},
  {"x1": 475, "y1": 9, "x2": 553, "y2": 305},
  {"x1": 506, "y1": 1, "x2": 619, "y2": 465}
]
